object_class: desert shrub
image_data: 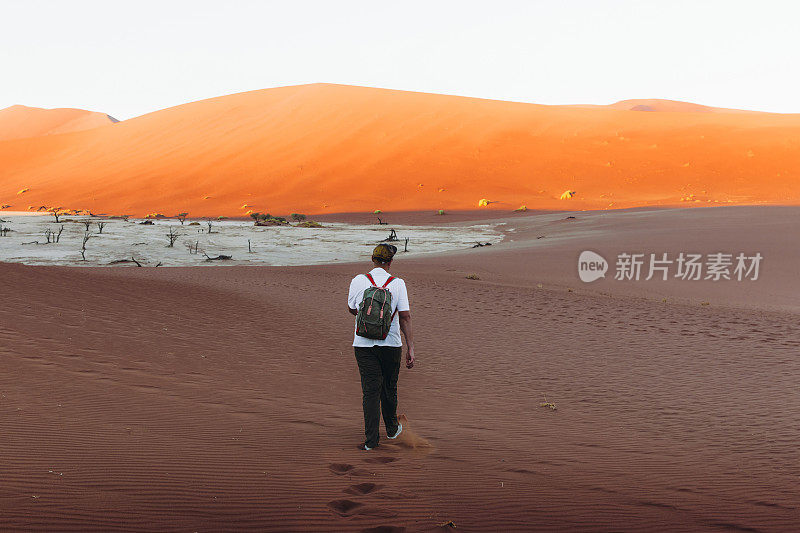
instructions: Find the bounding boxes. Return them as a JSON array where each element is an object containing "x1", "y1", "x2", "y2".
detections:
[
  {"x1": 465, "y1": 274, "x2": 481, "y2": 280},
  {"x1": 297, "y1": 220, "x2": 323, "y2": 228},
  {"x1": 254, "y1": 216, "x2": 289, "y2": 226},
  {"x1": 290, "y1": 213, "x2": 306, "y2": 221},
  {"x1": 437, "y1": 209, "x2": 445, "y2": 215}
]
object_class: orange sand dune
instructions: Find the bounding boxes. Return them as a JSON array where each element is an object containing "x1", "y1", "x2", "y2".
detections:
[
  {"x1": 0, "y1": 104, "x2": 117, "y2": 141},
  {"x1": 0, "y1": 84, "x2": 799, "y2": 217},
  {"x1": 606, "y1": 98, "x2": 765, "y2": 113},
  {"x1": 609, "y1": 99, "x2": 715, "y2": 112}
]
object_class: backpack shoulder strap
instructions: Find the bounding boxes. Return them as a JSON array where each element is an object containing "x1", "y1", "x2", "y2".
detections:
[
  {"x1": 384, "y1": 276, "x2": 399, "y2": 319},
  {"x1": 364, "y1": 273, "x2": 377, "y2": 286}
]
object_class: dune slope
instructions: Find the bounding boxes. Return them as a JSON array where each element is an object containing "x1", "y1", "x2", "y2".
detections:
[
  {"x1": 0, "y1": 105, "x2": 117, "y2": 141},
  {"x1": 1, "y1": 236, "x2": 798, "y2": 530},
  {"x1": 0, "y1": 84, "x2": 799, "y2": 216}
]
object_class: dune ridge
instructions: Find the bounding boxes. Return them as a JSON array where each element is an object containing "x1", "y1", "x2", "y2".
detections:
[
  {"x1": 606, "y1": 98, "x2": 766, "y2": 114},
  {"x1": 0, "y1": 83, "x2": 799, "y2": 217},
  {"x1": 0, "y1": 104, "x2": 117, "y2": 141}
]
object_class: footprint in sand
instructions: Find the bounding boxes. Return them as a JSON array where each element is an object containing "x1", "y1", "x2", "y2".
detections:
[
  {"x1": 327, "y1": 499, "x2": 363, "y2": 516},
  {"x1": 345, "y1": 482, "x2": 381, "y2": 495},
  {"x1": 329, "y1": 462, "x2": 373, "y2": 478},
  {"x1": 329, "y1": 463, "x2": 355, "y2": 475},
  {"x1": 326, "y1": 499, "x2": 398, "y2": 519}
]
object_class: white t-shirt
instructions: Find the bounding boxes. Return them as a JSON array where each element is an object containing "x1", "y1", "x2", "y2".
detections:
[{"x1": 348, "y1": 267, "x2": 410, "y2": 347}]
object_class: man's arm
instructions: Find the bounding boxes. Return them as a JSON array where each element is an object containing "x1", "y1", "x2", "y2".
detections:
[
  {"x1": 347, "y1": 276, "x2": 360, "y2": 316},
  {"x1": 398, "y1": 310, "x2": 415, "y2": 369}
]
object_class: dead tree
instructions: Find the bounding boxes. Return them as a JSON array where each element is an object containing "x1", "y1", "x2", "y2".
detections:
[
  {"x1": 248, "y1": 239, "x2": 252, "y2": 253},
  {"x1": 80, "y1": 232, "x2": 91, "y2": 261},
  {"x1": 206, "y1": 220, "x2": 214, "y2": 234},
  {"x1": 167, "y1": 227, "x2": 180, "y2": 247},
  {"x1": 176, "y1": 212, "x2": 188, "y2": 225},
  {"x1": 82, "y1": 220, "x2": 93, "y2": 231},
  {"x1": 0, "y1": 224, "x2": 9, "y2": 237},
  {"x1": 97, "y1": 222, "x2": 106, "y2": 234},
  {"x1": 377, "y1": 217, "x2": 388, "y2": 225},
  {"x1": 403, "y1": 237, "x2": 409, "y2": 252},
  {"x1": 43, "y1": 226, "x2": 64, "y2": 244},
  {"x1": 185, "y1": 240, "x2": 199, "y2": 254},
  {"x1": 49, "y1": 208, "x2": 63, "y2": 223},
  {"x1": 203, "y1": 252, "x2": 232, "y2": 261},
  {"x1": 382, "y1": 229, "x2": 398, "y2": 242},
  {"x1": 109, "y1": 257, "x2": 143, "y2": 267}
]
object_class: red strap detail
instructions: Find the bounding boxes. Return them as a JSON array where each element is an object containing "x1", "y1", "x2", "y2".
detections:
[
  {"x1": 381, "y1": 275, "x2": 395, "y2": 288},
  {"x1": 364, "y1": 273, "x2": 377, "y2": 286}
]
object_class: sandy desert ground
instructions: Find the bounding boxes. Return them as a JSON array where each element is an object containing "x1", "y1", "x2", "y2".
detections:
[
  {"x1": 1, "y1": 206, "x2": 798, "y2": 531},
  {"x1": 2, "y1": 84, "x2": 800, "y2": 217}
]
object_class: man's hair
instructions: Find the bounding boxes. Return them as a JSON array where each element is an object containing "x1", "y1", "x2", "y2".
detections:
[{"x1": 372, "y1": 243, "x2": 397, "y2": 264}]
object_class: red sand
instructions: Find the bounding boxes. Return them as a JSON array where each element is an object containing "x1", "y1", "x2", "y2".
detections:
[
  {"x1": 1, "y1": 84, "x2": 799, "y2": 217},
  {"x1": 1, "y1": 207, "x2": 798, "y2": 531},
  {"x1": 0, "y1": 105, "x2": 116, "y2": 141}
]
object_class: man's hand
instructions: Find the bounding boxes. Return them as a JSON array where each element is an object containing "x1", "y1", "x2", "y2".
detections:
[{"x1": 399, "y1": 310, "x2": 415, "y2": 369}]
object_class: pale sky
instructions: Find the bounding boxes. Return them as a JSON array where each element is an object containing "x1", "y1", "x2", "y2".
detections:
[{"x1": 2, "y1": 0, "x2": 798, "y2": 120}]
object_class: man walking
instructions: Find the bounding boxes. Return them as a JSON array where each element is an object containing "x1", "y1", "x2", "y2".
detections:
[{"x1": 348, "y1": 243, "x2": 415, "y2": 450}]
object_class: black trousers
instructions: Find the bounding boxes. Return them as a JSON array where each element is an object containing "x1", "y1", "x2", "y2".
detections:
[{"x1": 354, "y1": 346, "x2": 402, "y2": 448}]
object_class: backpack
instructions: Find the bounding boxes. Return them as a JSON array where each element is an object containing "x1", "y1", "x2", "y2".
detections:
[{"x1": 355, "y1": 273, "x2": 397, "y2": 340}]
